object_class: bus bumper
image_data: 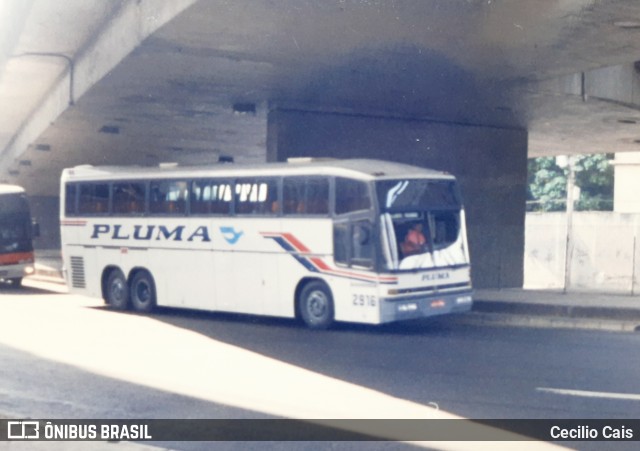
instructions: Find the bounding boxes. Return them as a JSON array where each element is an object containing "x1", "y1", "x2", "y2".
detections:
[
  {"x1": 0, "y1": 263, "x2": 35, "y2": 281},
  {"x1": 379, "y1": 291, "x2": 473, "y2": 323}
]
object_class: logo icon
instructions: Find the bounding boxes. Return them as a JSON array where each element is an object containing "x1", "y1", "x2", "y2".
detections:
[
  {"x1": 220, "y1": 227, "x2": 244, "y2": 245},
  {"x1": 7, "y1": 421, "x2": 40, "y2": 439}
]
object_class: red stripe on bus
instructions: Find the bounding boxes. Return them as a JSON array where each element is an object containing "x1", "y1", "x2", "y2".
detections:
[
  {"x1": 0, "y1": 251, "x2": 34, "y2": 265},
  {"x1": 61, "y1": 220, "x2": 87, "y2": 226},
  {"x1": 281, "y1": 232, "x2": 310, "y2": 253},
  {"x1": 309, "y1": 257, "x2": 331, "y2": 271}
]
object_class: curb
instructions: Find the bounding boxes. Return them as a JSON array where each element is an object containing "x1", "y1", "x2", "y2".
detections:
[
  {"x1": 472, "y1": 299, "x2": 640, "y2": 322},
  {"x1": 457, "y1": 312, "x2": 640, "y2": 333}
]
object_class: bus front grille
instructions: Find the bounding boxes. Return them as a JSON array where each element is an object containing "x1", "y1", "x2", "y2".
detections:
[{"x1": 69, "y1": 256, "x2": 86, "y2": 288}]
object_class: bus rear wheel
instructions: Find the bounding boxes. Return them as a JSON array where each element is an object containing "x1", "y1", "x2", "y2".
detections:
[
  {"x1": 298, "y1": 281, "x2": 334, "y2": 330},
  {"x1": 130, "y1": 270, "x2": 156, "y2": 313},
  {"x1": 105, "y1": 269, "x2": 129, "y2": 310}
]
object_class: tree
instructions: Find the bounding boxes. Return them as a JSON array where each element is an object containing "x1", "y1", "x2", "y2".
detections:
[
  {"x1": 573, "y1": 153, "x2": 614, "y2": 211},
  {"x1": 527, "y1": 154, "x2": 613, "y2": 212},
  {"x1": 527, "y1": 157, "x2": 566, "y2": 211}
]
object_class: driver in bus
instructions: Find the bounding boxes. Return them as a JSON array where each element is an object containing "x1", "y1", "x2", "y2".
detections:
[{"x1": 401, "y1": 223, "x2": 427, "y2": 256}]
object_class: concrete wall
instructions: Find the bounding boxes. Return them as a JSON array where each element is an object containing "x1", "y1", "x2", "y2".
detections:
[
  {"x1": 525, "y1": 212, "x2": 640, "y2": 293},
  {"x1": 268, "y1": 108, "x2": 528, "y2": 289}
]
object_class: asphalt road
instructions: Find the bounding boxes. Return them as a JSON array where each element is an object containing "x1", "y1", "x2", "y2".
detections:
[
  {"x1": 172, "y1": 315, "x2": 640, "y2": 417},
  {"x1": 1, "y1": 280, "x2": 640, "y2": 450}
]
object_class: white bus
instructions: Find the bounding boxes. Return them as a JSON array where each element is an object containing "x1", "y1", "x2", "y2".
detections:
[
  {"x1": 60, "y1": 159, "x2": 472, "y2": 328},
  {"x1": 0, "y1": 184, "x2": 37, "y2": 286}
]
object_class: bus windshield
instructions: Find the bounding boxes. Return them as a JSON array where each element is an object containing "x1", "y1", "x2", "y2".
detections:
[
  {"x1": 0, "y1": 195, "x2": 32, "y2": 254},
  {"x1": 376, "y1": 179, "x2": 469, "y2": 271},
  {"x1": 377, "y1": 179, "x2": 460, "y2": 211},
  {"x1": 0, "y1": 217, "x2": 32, "y2": 254}
]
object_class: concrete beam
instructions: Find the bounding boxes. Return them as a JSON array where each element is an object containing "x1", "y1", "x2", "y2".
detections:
[
  {"x1": 0, "y1": 0, "x2": 197, "y2": 171},
  {"x1": 0, "y1": 0, "x2": 35, "y2": 75}
]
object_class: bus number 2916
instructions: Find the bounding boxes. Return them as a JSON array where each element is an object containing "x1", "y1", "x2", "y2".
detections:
[{"x1": 353, "y1": 294, "x2": 377, "y2": 307}]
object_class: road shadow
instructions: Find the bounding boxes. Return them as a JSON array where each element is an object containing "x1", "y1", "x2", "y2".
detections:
[
  {"x1": 79, "y1": 301, "x2": 640, "y2": 423},
  {"x1": 99, "y1": 303, "x2": 470, "y2": 337},
  {"x1": 88, "y1": 303, "x2": 491, "y2": 414}
]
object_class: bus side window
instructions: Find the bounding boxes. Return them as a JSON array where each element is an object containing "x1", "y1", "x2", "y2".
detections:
[
  {"x1": 333, "y1": 223, "x2": 349, "y2": 266},
  {"x1": 149, "y1": 180, "x2": 187, "y2": 215},
  {"x1": 212, "y1": 181, "x2": 233, "y2": 214},
  {"x1": 65, "y1": 184, "x2": 77, "y2": 216},
  {"x1": 78, "y1": 183, "x2": 109, "y2": 215},
  {"x1": 190, "y1": 180, "x2": 210, "y2": 214},
  {"x1": 352, "y1": 220, "x2": 373, "y2": 268},
  {"x1": 235, "y1": 178, "x2": 278, "y2": 215},
  {"x1": 335, "y1": 178, "x2": 371, "y2": 215},
  {"x1": 333, "y1": 220, "x2": 373, "y2": 269},
  {"x1": 283, "y1": 177, "x2": 304, "y2": 214},
  {"x1": 306, "y1": 177, "x2": 329, "y2": 214},
  {"x1": 192, "y1": 180, "x2": 233, "y2": 215},
  {"x1": 113, "y1": 182, "x2": 146, "y2": 215},
  {"x1": 283, "y1": 177, "x2": 329, "y2": 216}
]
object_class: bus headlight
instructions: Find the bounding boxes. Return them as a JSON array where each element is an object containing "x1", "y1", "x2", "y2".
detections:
[{"x1": 455, "y1": 296, "x2": 472, "y2": 304}]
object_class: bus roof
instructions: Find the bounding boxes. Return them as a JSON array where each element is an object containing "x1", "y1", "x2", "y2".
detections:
[
  {"x1": 61, "y1": 159, "x2": 455, "y2": 182},
  {"x1": 0, "y1": 184, "x2": 26, "y2": 195}
]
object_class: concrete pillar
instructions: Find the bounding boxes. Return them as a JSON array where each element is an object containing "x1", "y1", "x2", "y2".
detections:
[
  {"x1": 613, "y1": 152, "x2": 640, "y2": 213},
  {"x1": 267, "y1": 108, "x2": 528, "y2": 289},
  {"x1": 29, "y1": 195, "x2": 60, "y2": 250}
]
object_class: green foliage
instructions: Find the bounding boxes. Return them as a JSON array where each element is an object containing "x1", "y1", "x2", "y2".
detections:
[
  {"x1": 527, "y1": 157, "x2": 566, "y2": 211},
  {"x1": 527, "y1": 154, "x2": 613, "y2": 212},
  {"x1": 574, "y1": 154, "x2": 614, "y2": 211}
]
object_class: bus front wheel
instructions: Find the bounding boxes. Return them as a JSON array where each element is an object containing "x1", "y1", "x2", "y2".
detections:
[
  {"x1": 130, "y1": 270, "x2": 156, "y2": 313},
  {"x1": 105, "y1": 269, "x2": 129, "y2": 310},
  {"x1": 298, "y1": 281, "x2": 334, "y2": 330}
]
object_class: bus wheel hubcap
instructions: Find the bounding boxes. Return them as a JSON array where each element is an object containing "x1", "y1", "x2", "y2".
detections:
[
  {"x1": 308, "y1": 291, "x2": 327, "y2": 317},
  {"x1": 136, "y1": 282, "x2": 150, "y2": 303},
  {"x1": 111, "y1": 280, "x2": 124, "y2": 301}
]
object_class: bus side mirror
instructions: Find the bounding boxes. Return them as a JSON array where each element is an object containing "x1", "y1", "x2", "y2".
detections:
[{"x1": 32, "y1": 220, "x2": 40, "y2": 238}]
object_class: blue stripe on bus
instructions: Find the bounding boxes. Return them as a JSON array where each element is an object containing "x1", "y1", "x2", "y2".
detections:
[{"x1": 267, "y1": 236, "x2": 319, "y2": 273}]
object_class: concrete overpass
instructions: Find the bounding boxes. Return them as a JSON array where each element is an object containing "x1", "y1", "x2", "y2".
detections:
[{"x1": 3, "y1": 0, "x2": 640, "y2": 288}]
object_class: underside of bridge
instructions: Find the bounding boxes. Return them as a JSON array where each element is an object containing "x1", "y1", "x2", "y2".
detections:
[{"x1": 3, "y1": 0, "x2": 640, "y2": 288}]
